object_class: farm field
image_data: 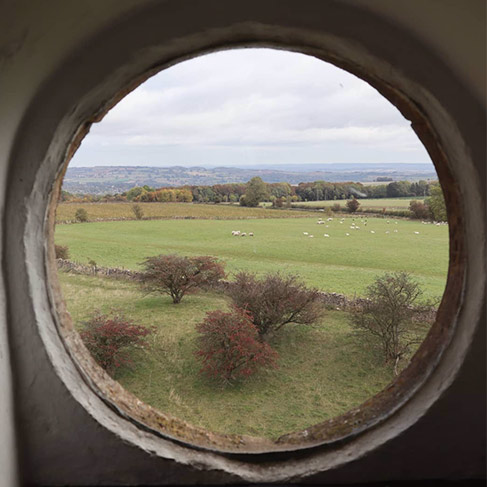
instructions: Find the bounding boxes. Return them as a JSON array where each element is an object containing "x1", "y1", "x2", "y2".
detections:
[
  {"x1": 56, "y1": 201, "x2": 318, "y2": 222},
  {"x1": 58, "y1": 272, "x2": 432, "y2": 439},
  {"x1": 55, "y1": 215, "x2": 449, "y2": 299},
  {"x1": 292, "y1": 197, "x2": 424, "y2": 210}
]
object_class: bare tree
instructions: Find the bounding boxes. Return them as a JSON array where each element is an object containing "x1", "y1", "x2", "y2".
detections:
[{"x1": 350, "y1": 272, "x2": 425, "y2": 374}]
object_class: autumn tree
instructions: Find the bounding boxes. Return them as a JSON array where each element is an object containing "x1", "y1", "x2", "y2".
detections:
[
  {"x1": 409, "y1": 200, "x2": 429, "y2": 219},
  {"x1": 195, "y1": 307, "x2": 278, "y2": 385},
  {"x1": 139, "y1": 254, "x2": 225, "y2": 304},
  {"x1": 346, "y1": 197, "x2": 360, "y2": 213},
  {"x1": 227, "y1": 272, "x2": 324, "y2": 338}
]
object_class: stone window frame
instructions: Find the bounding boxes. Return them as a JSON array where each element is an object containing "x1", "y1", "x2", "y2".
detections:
[{"x1": 4, "y1": 3, "x2": 484, "y2": 483}]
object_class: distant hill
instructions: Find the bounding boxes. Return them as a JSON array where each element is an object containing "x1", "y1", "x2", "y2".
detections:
[{"x1": 62, "y1": 164, "x2": 436, "y2": 194}]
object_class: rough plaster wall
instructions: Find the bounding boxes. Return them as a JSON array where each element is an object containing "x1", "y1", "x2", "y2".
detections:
[
  {"x1": 0, "y1": 1, "x2": 485, "y2": 485},
  {"x1": 0, "y1": 2, "x2": 157, "y2": 486}
]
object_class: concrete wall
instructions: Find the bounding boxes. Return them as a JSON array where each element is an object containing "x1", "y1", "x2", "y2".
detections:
[{"x1": 0, "y1": 1, "x2": 485, "y2": 485}]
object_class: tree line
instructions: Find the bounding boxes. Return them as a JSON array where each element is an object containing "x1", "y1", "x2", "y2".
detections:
[{"x1": 60, "y1": 178, "x2": 434, "y2": 204}]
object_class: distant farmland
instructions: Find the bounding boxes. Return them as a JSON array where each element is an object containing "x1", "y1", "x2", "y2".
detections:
[
  {"x1": 292, "y1": 197, "x2": 423, "y2": 210},
  {"x1": 55, "y1": 202, "x2": 318, "y2": 223}
]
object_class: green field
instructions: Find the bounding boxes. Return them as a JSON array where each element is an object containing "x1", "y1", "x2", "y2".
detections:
[
  {"x1": 58, "y1": 272, "x2": 431, "y2": 439},
  {"x1": 56, "y1": 202, "x2": 318, "y2": 222},
  {"x1": 55, "y1": 215, "x2": 448, "y2": 299},
  {"x1": 292, "y1": 197, "x2": 423, "y2": 210}
]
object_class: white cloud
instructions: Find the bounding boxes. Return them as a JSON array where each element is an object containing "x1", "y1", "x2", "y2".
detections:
[{"x1": 73, "y1": 48, "x2": 430, "y2": 166}]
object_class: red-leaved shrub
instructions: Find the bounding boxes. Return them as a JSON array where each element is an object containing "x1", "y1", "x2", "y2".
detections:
[
  {"x1": 80, "y1": 311, "x2": 152, "y2": 374},
  {"x1": 227, "y1": 272, "x2": 324, "y2": 338},
  {"x1": 195, "y1": 307, "x2": 278, "y2": 385}
]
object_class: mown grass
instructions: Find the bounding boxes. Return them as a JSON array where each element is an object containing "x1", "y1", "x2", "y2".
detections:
[
  {"x1": 55, "y1": 216, "x2": 448, "y2": 300},
  {"x1": 292, "y1": 197, "x2": 424, "y2": 209},
  {"x1": 58, "y1": 272, "x2": 429, "y2": 439},
  {"x1": 56, "y1": 202, "x2": 318, "y2": 222}
]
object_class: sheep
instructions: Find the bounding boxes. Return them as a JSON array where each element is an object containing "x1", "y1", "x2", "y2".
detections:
[
  {"x1": 346, "y1": 233, "x2": 350, "y2": 236},
  {"x1": 317, "y1": 220, "x2": 325, "y2": 225},
  {"x1": 241, "y1": 232, "x2": 247, "y2": 237},
  {"x1": 414, "y1": 231, "x2": 420, "y2": 235},
  {"x1": 394, "y1": 229, "x2": 398, "y2": 233},
  {"x1": 309, "y1": 235, "x2": 314, "y2": 238},
  {"x1": 303, "y1": 232, "x2": 309, "y2": 236},
  {"x1": 249, "y1": 232, "x2": 254, "y2": 236},
  {"x1": 385, "y1": 231, "x2": 390, "y2": 234},
  {"x1": 370, "y1": 230, "x2": 375, "y2": 234},
  {"x1": 231, "y1": 231, "x2": 240, "y2": 236},
  {"x1": 324, "y1": 234, "x2": 330, "y2": 237}
]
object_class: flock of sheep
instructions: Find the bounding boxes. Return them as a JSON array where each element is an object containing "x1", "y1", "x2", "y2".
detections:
[
  {"x1": 301, "y1": 217, "x2": 425, "y2": 238},
  {"x1": 230, "y1": 217, "x2": 445, "y2": 239}
]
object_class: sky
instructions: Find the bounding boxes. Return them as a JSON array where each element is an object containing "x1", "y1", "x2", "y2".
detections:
[{"x1": 70, "y1": 48, "x2": 432, "y2": 168}]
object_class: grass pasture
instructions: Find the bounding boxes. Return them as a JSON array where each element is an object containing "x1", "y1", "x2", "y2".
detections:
[
  {"x1": 56, "y1": 201, "x2": 318, "y2": 222},
  {"x1": 292, "y1": 197, "x2": 423, "y2": 210},
  {"x1": 58, "y1": 272, "x2": 420, "y2": 439},
  {"x1": 55, "y1": 215, "x2": 448, "y2": 299}
]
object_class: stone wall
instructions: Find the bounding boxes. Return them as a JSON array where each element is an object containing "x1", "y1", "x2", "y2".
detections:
[{"x1": 56, "y1": 259, "x2": 437, "y2": 321}]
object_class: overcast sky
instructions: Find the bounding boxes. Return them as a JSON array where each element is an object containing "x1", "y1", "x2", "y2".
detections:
[{"x1": 70, "y1": 48, "x2": 432, "y2": 168}]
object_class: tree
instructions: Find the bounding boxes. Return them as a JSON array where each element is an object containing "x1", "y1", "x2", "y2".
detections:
[
  {"x1": 75, "y1": 208, "x2": 88, "y2": 222},
  {"x1": 409, "y1": 200, "x2": 429, "y2": 219},
  {"x1": 131, "y1": 203, "x2": 144, "y2": 220},
  {"x1": 140, "y1": 254, "x2": 225, "y2": 304},
  {"x1": 425, "y1": 184, "x2": 447, "y2": 221},
  {"x1": 346, "y1": 198, "x2": 360, "y2": 213},
  {"x1": 386, "y1": 181, "x2": 412, "y2": 198},
  {"x1": 195, "y1": 307, "x2": 278, "y2": 386},
  {"x1": 350, "y1": 272, "x2": 425, "y2": 374},
  {"x1": 80, "y1": 311, "x2": 153, "y2": 375},
  {"x1": 240, "y1": 177, "x2": 268, "y2": 207},
  {"x1": 54, "y1": 244, "x2": 69, "y2": 260},
  {"x1": 227, "y1": 272, "x2": 324, "y2": 338}
]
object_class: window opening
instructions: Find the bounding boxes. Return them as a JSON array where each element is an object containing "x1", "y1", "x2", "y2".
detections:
[{"x1": 50, "y1": 48, "x2": 449, "y2": 451}]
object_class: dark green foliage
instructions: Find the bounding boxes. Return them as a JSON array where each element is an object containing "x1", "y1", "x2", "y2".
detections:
[
  {"x1": 240, "y1": 177, "x2": 269, "y2": 207},
  {"x1": 425, "y1": 184, "x2": 447, "y2": 221},
  {"x1": 227, "y1": 272, "x2": 324, "y2": 338},
  {"x1": 75, "y1": 208, "x2": 88, "y2": 222}
]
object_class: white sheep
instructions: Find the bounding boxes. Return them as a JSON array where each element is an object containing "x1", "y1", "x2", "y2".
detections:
[
  {"x1": 414, "y1": 231, "x2": 420, "y2": 234},
  {"x1": 241, "y1": 232, "x2": 247, "y2": 237},
  {"x1": 309, "y1": 235, "x2": 314, "y2": 238},
  {"x1": 385, "y1": 231, "x2": 390, "y2": 234},
  {"x1": 303, "y1": 232, "x2": 309, "y2": 236},
  {"x1": 346, "y1": 233, "x2": 350, "y2": 236},
  {"x1": 249, "y1": 232, "x2": 254, "y2": 236},
  {"x1": 324, "y1": 234, "x2": 330, "y2": 237},
  {"x1": 370, "y1": 230, "x2": 375, "y2": 234}
]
